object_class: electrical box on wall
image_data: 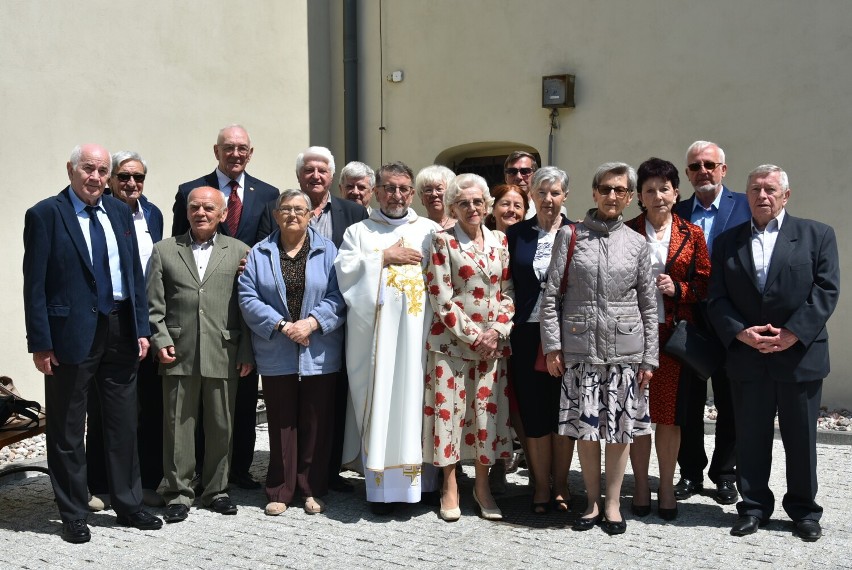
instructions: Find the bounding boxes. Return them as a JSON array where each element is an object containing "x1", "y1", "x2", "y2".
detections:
[{"x1": 542, "y1": 74, "x2": 575, "y2": 108}]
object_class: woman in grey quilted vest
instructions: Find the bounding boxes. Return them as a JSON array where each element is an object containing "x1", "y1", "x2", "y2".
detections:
[{"x1": 540, "y1": 162, "x2": 658, "y2": 535}]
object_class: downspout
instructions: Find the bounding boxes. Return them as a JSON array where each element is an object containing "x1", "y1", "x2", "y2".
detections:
[{"x1": 343, "y1": 0, "x2": 359, "y2": 163}]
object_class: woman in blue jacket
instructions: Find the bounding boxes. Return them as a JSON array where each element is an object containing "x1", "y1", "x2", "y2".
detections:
[{"x1": 238, "y1": 189, "x2": 346, "y2": 516}]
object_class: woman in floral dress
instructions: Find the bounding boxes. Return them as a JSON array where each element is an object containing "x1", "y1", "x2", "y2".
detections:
[{"x1": 423, "y1": 173, "x2": 515, "y2": 522}]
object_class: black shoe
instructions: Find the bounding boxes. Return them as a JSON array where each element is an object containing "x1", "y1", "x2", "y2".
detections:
[
  {"x1": 209, "y1": 496, "x2": 238, "y2": 515},
  {"x1": 673, "y1": 478, "x2": 703, "y2": 500},
  {"x1": 163, "y1": 504, "x2": 189, "y2": 523},
  {"x1": 420, "y1": 490, "x2": 441, "y2": 507},
  {"x1": 658, "y1": 506, "x2": 678, "y2": 521},
  {"x1": 370, "y1": 501, "x2": 395, "y2": 516},
  {"x1": 731, "y1": 515, "x2": 766, "y2": 536},
  {"x1": 505, "y1": 451, "x2": 522, "y2": 474},
  {"x1": 715, "y1": 481, "x2": 738, "y2": 505},
  {"x1": 601, "y1": 516, "x2": 627, "y2": 535},
  {"x1": 630, "y1": 502, "x2": 651, "y2": 517},
  {"x1": 329, "y1": 475, "x2": 354, "y2": 493},
  {"x1": 792, "y1": 519, "x2": 822, "y2": 542},
  {"x1": 116, "y1": 510, "x2": 163, "y2": 530},
  {"x1": 572, "y1": 513, "x2": 602, "y2": 531},
  {"x1": 229, "y1": 472, "x2": 261, "y2": 490},
  {"x1": 61, "y1": 519, "x2": 91, "y2": 544}
]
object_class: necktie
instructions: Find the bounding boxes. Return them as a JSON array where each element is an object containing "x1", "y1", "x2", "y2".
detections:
[
  {"x1": 85, "y1": 205, "x2": 114, "y2": 315},
  {"x1": 226, "y1": 180, "x2": 242, "y2": 237}
]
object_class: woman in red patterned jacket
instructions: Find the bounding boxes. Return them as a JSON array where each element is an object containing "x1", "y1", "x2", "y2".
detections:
[{"x1": 626, "y1": 158, "x2": 711, "y2": 521}]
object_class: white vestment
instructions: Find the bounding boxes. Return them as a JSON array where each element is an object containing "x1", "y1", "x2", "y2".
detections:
[{"x1": 336, "y1": 209, "x2": 440, "y2": 502}]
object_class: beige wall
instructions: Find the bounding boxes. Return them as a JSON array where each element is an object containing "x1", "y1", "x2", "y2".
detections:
[
  {"x1": 352, "y1": 0, "x2": 852, "y2": 405},
  {"x1": 2, "y1": 0, "x2": 312, "y2": 402}
]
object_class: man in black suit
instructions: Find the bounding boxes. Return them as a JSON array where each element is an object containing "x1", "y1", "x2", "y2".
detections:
[
  {"x1": 172, "y1": 124, "x2": 279, "y2": 489},
  {"x1": 257, "y1": 146, "x2": 367, "y2": 492},
  {"x1": 672, "y1": 140, "x2": 751, "y2": 505},
  {"x1": 708, "y1": 164, "x2": 838, "y2": 542},
  {"x1": 23, "y1": 144, "x2": 162, "y2": 543}
]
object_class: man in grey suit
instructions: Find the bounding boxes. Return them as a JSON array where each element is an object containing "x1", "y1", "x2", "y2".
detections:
[
  {"x1": 147, "y1": 187, "x2": 254, "y2": 522},
  {"x1": 672, "y1": 140, "x2": 751, "y2": 505},
  {"x1": 708, "y1": 165, "x2": 838, "y2": 541}
]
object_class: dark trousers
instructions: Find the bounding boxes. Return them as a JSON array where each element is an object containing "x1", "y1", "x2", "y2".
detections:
[
  {"x1": 731, "y1": 378, "x2": 822, "y2": 522},
  {"x1": 87, "y1": 352, "x2": 163, "y2": 493},
  {"x1": 677, "y1": 365, "x2": 737, "y2": 484},
  {"x1": 46, "y1": 307, "x2": 142, "y2": 522},
  {"x1": 264, "y1": 373, "x2": 336, "y2": 504},
  {"x1": 510, "y1": 322, "x2": 561, "y2": 438},
  {"x1": 326, "y1": 368, "x2": 349, "y2": 479}
]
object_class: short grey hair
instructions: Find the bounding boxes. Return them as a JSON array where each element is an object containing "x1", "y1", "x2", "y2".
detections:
[
  {"x1": 111, "y1": 150, "x2": 147, "y2": 174},
  {"x1": 686, "y1": 140, "x2": 725, "y2": 165},
  {"x1": 747, "y1": 164, "x2": 789, "y2": 190},
  {"x1": 592, "y1": 162, "x2": 637, "y2": 192},
  {"x1": 275, "y1": 188, "x2": 312, "y2": 209},
  {"x1": 445, "y1": 173, "x2": 493, "y2": 212},
  {"x1": 217, "y1": 124, "x2": 251, "y2": 146},
  {"x1": 296, "y1": 146, "x2": 336, "y2": 177},
  {"x1": 415, "y1": 165, "x2": 455, "y2": 197},
  {"x1": 339, "y1": 161, "x2": 375, "y2": 187},
  {"x1": 69, "y1": 145, "x2": 112, "y2": 176},
  {"x1": 531, "y1": 166, "x2": 570, "y2": 195}
]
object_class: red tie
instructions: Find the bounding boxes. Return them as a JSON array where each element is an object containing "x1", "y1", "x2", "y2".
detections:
[{"x1": 226, "y1": 180, "x2": 242, "y2": 237}]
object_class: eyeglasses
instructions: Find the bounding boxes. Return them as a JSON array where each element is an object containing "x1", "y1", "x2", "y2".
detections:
[
  {"x1": 276, "y1": 206, "x2": 309, "y2": 216},
  {"x1": 454, "y1": 199, "x2": 486, "y2": 210},
  {"x1": 505, "y1": 167, "x2": 534, "y2": 176},
  {"x1": 220, "y1": 144, "x2": 251, "y2": 155},
  {"x1": 687, "y1": 161, "x2": 722, "y2": 172},
  {"x1": 596, "y1": 185, "x2": 630, "y2": 197},
  {"x1": 380, "y1": 184, "x2": 414, "y2": 196},
  {"x1": 115, "y1": 173, "x2": 146, "y2": 183},
  {"x1": 421, "y1": 186, "x2": 444, "y2": 195}
]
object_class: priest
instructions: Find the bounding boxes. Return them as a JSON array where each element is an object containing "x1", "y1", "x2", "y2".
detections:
[{"x1": 336, "y1": 161, "x2": 441, "y2": 515}]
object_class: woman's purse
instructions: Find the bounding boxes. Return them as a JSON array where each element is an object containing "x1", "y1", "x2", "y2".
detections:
[{"x1": 534, "y1": 224, "x2": 576, "y2": 372}]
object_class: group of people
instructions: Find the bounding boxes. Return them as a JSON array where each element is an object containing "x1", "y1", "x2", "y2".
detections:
[{"x1": 23, "y1": 130, "x2": 838, "y2": 544}]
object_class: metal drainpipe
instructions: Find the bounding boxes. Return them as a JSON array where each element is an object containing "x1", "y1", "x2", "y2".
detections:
[{"x1": 343, "y1": 0, "x2": 359, "y2": 163}]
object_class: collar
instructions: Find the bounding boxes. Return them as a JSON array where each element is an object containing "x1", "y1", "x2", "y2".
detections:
[
  {"x1": 691, "y1": 187, "x2": 723, "y2": 212},
  {"x1": 372, "y1": 208, "x2": 418, "y2": 226},
  {"x1": 584, "y1": 208, "x2": 623, "y2": 233},
  {"x1": 190, "y1": 231, "x2": 217, "y2": 247},
  {"x1": 69, "y1": 187, "x2": 104, "y2": 215},
  {"x1": 751, "y1": 208, "x2": 786, "y2": 234},
  {"x1": 455, "y1": 224, "x2": 501, "y2": 251},
  {"x1": 216, "y1": 169, "x2": 245, "y2": 189}
]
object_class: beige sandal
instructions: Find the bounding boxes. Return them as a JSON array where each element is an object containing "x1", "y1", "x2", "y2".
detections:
[
  {"x1": 303, "y1": 497, "x2": 326, "y2": 514},
  {"x1": 264, "y1": 502, "x2": 288, "y2": 516}
]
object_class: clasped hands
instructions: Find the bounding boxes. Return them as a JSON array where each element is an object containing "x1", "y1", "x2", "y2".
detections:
[
  {"x1": 472, "y1": 328, "x2": 501, "y2": 360},
  {"x1": 280, "y1": 316, "x2": 319, "y2": 347},
  {"x1": 736, "y1": 324, "x2": 798, "y2": 353}
]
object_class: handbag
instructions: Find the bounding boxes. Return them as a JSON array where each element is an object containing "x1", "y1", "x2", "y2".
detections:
[
  {"x1": 0, "y1": 376, "x2": 42, "y2": 431},
  {"x1": 664, "y1": 316, "x2": 724, "y2": 381},
  {"x1": 534, "y1": 224, "x2": 576, "y2": 373}
]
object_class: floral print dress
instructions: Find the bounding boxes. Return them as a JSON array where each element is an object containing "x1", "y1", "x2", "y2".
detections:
[{"x1": 422, "y1": 225, "x2": 515, "y2": 466}]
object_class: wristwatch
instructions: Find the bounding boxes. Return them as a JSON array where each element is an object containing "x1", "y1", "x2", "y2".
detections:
[{"x1": 277, "y1": 320, "x2": 287, "y2": 333}]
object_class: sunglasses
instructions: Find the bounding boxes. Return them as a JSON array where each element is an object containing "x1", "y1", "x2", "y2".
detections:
[
  {"x1": 505, "y1": 167, "x2": 534, "y2": 176},
  {"x1": 686, "y1": 161, "x2": 722, "y2": 172},
  {"x1": 116, "y1": 173, "x2": 146, "y2": 183}
]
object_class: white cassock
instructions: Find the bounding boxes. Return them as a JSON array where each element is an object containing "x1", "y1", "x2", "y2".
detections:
[{"x1": 336, "y1": 209, "x2": 440, "y2": 503}]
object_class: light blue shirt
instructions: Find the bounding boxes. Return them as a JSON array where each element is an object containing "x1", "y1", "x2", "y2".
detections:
[
  {"x1": 69, "y1": 189, "x2": 125, "y2": 300},
  {"x1": 690, "y1": 190, "x2": 724, "y2": 248},
  {"x1": 751, "y1": 209, "x2": 786, "y2": 292}
]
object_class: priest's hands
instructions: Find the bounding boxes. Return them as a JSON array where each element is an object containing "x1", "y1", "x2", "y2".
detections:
[{"x1": 383, "y1": 239, "x2": 422, "y2": 266}]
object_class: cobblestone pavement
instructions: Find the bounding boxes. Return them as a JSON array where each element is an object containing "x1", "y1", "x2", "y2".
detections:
[{"x1": 1, "y1": 426, "x2": 849, "y2": 569}]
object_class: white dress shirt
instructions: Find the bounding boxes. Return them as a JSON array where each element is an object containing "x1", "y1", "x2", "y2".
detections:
[
  {"x1": 751, "y1": 209, "x2": 786, "y2": 292},
  {"x1": 191, "y1": 233, "x2": 217, "y2": 280}
]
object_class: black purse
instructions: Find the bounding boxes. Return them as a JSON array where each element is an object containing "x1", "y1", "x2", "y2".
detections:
[{"x1": 661, "y1": 226, "x2": 723, "y2": 381}]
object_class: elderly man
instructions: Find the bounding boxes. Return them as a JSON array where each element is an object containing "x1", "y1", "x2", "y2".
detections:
[
  {"x1": 672, "y1": 140, "x2": 751, "y2": 505},
  {"x1": 338, "y1": 160, "x2": 375, "y2": 213},
  {"x1": 23, "y1": 144, "x2": 162, "y2": 543},
  {"x1": 173, "y1": 124, "x2": 278, "y2": 490},
  {"x1": 335, "y1": 161, "x2": 440, "y2": 515},
  {"x1": 148, "y1": 187, "x2": 254, "y2": 522},
  {"x1": 708, "y1": 165, "x2": 838, "y2": 541},
  {"x1": 257, "y1": 146, "x2": 367, "y2": 492}
]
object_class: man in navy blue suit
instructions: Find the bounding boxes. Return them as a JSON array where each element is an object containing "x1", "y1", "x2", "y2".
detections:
[
  {"x1": 708, "y1": 164, "x2": 838, "y2": 541},
  {"x1": 672, "y1": 140, "x2": 751, "y2": 505},
  {"x1": 172, "y1": 125, "x2": 279, "y2": 489},
  {"x1": 23, "y1": 144, "x2": 162, "y2": 543}
]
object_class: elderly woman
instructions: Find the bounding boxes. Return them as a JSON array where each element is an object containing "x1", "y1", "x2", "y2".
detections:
[
  {"x1": 415, "y1": 165, "x2": 456, "y2": 229},
  {"x1": 541, "y1": 162, "x2": 658, "y2": 535},
  {"x1": 87, "y1": 151, "x2": 164, "y2": 509},
  {"x1": 506, "y1": 166, "x2": 575, "y2": 514},
  {"x1": 238, "y1": 189, "x2": 346, "y2": 516},
  {"x1": 423, "y1": 173, "x2": 515, "y2": 522},
  {"x1": 625, "y1": 158, "x2": 710, "y2": 520},
  {"x1": 485, "y1": 184, "x2": 529, "y2": 233}
]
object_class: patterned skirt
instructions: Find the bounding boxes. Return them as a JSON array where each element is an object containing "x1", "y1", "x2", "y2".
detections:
[{"x1": 557, "y1": 362, "x2": 651, "y2": 443}]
